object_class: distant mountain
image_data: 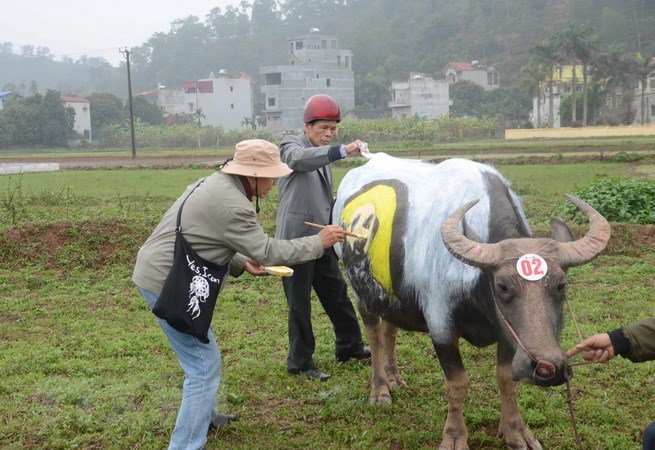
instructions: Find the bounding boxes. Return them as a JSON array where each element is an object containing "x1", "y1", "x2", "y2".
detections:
[{"x1": 2, "y1": 0, "x2": 653, "y2": 105}]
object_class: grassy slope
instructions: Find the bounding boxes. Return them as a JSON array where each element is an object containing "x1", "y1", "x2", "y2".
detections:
[{"x1": 0, "y1": 157, "x2": 653, "y2": 449}]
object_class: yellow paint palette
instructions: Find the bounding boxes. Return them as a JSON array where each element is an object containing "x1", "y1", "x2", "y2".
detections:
[{"x1": 264, "y1": 266, "x2": 294, "y2": 277}]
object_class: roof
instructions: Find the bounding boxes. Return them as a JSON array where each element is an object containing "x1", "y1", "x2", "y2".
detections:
[
  {"x1": 136, "y1": 90, "x2": 159, "y2": 98},
  {"x1": 445, "y1": 62, "x2": 477, "y2": 72},
  {"x1": 61, "y1": 96, "x2": 89, "y2": 103},
  {"x1": 0, "y1": 91, "x2": 14, "y2": 98},
  {"x1": 237, "y1": 71, "x2": 254, "y2": 82}
]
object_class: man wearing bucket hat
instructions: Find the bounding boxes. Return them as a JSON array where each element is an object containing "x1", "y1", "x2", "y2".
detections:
[
  {"x1": 276, "y1": 94, "x2": 370, "y2": 382},
  {"x1": 133, "y1": 139, "x2": 346, "y2": 450}
]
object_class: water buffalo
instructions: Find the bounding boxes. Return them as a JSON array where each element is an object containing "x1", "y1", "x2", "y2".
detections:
[{"x1": 333, "y1": 154, "x2": 610, "y2": 449}]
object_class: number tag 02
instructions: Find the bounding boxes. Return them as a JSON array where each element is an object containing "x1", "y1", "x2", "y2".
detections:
[{"x1": 516, "y1": 254, "x2": 548, "y2": 281}]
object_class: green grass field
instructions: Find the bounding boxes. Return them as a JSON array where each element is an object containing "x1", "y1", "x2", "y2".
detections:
[{"x1": 0, "y1": 155, "x2": 654, "y2": 449}]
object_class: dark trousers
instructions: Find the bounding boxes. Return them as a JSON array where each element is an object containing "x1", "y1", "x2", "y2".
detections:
[
  {"x1": 645, "y1": 421, "x2": 655, "y2": 450},
  {"x1": 283, "y1": 249, "x2": 364, "y2": 371}
]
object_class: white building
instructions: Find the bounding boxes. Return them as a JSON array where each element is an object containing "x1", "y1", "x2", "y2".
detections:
[
  {"x1": 61, "y1": 96, "x2": 91, "y2": 139},
  {"x1": 182, "y1": 71, "x2": 253, "y2": 130},
  {"x1": 444, "y1": 61, "x2": 499, "y2": 91},
  {"x1": 260, "y1": 30, "x2": 355, "y2": 133},
  {"x1": 389, "y1": 73, "x2": 450, "y2": 119}
]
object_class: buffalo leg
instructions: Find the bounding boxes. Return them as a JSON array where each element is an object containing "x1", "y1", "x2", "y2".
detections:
[
  {"x1": 360, "y1": 311, "x2": 392, "y2": 404},
  {"x1": 435, "y1": 340, "x2": 469, "y2": 450},
  {"x1": 497, "y1": 345, "x2": 543, "y2": 450},
  {"x1": 381, "y1": 320, "x2": 407, "y2": 389}
]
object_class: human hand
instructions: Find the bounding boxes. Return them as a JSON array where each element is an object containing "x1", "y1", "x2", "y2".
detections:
[
  {"x1": 566, "y1": 333, "x2": 615, "y2": 363},
  {"x1": 344, "y1": 140, "x2": 366, "y2": 156},
  {"x1": 243, "y1": 259, "x2": 268, "y2": 276},
  {"x1": 318, "y1": 225, "x2": 345, "y2": 248}
]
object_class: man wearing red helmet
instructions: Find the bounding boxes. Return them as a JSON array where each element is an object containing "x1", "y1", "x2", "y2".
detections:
[{"x1": 275, "y1": 94, "x2": 370, "y2": 380}]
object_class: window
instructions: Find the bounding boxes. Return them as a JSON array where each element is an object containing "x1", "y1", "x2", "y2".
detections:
[
  {"x1": 330, "y1": 40, "x2": 336, "y2": 49},
  {"x1": 345, "y1": 55, "x2": 349, "y2": 68},
  {"x1": 322, "y1": 40, "x2": 327, "y2": 49},
  {"x1": 231, "y1": 103, "x2": 234, "y2": 109},
  {"x1": 326, "y1": 79, "x2": 331, "y2": 87},
  {"x1": 337, "y1": 55, "x2": 341, "y2": 67},
  {"x1": 188, "y1": 102, "x2": 194, "y2": 112},
  {"x1": 268, "y1": 97, "x2": 276, "y2": 107},
  {"x1": 230, "y1": 86, "x2": 233, "y2": 92},
  {"x1": 295, "y1": 41, "x2": 303, "y2": 50},
  {"x1": 289, "y1": 42, "x2": 294, "y2": 54},
  {"x1": 265, "y1": 73, "x2": 282, "y2": 85}
]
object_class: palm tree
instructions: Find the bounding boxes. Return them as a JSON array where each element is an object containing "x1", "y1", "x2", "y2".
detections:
[
  {"x1": 520, "y1": 57, "x2": 546, "y2": 126},
  {"x1": 593, "y1": 44, "x2": 637, "y2": 124},
  {"x1": 532, "y1": 38, "x2": 563, "y2": 127},
  {"x1": 634, "y1": 52, "x2": 654, "y2": 124},
  {"x1": 556, "y1": 24, "x2": 587, "y2": 124},
  {"x1": 192, "y1": 107, "x2": 205, "y2": 127}
]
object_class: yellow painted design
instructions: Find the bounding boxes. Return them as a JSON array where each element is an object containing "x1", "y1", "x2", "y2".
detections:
[{"x1": 341, "y1": 184, "x2": 397, "y2": 293}]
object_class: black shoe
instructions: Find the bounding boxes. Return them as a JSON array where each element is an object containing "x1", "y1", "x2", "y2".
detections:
[
  {"x1": 207, "y1": 413, "x2": 238, "y2": 433},
  {"x1": 289, "y1": 367, "x2": 332, "y2": 381},
  {"x1": 336, "y1": 345, "x2": 371, "y2": 362}
]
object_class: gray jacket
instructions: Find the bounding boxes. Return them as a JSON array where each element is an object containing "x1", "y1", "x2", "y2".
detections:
[
  {"x1": 275, "y1": 133, "x2": 342, "y2": 240},
  {"x1": 133, "y1": 171, "x2": 324, "y2": 295}
]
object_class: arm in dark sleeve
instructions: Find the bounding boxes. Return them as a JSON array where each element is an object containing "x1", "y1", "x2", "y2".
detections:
[
  {"x1": 279, "y1": 135, "x2": 343, "y2": 172},
  {"x1": 619, "y1": 317, "x2": 655, "y2": 363}
]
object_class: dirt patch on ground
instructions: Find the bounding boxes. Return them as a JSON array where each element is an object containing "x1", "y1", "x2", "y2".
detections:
[{"x1": 2, "y1": 221, "x2": 652, "y2": 271}]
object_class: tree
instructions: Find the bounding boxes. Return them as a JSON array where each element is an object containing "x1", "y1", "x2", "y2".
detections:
[
  {"x1": 449, "y1": 79, "x2": 485, "y2": 118},
  {"x1": 131, "y1": 96, "x2": 164, "y2": 125},
  {"x1": 520, "y1": 57, "x2": 546, "y2": 126},
  {"x1": 0, "y1": 89, "x2": 74, "y2": 148},
  {"x1": 556, "y1": 24, "x2": 595, "y2": 124},
  {"x1": 87, "y1": 93, "x2": 125, "y2": 135},
  {"x1": 532, "y1": 38, "x2": 563, "y2": 127},
  {"x1": 593, "y1": 43, "x2": 637, "y2": 125},
  {"x1": 633, "y1": 52, "x2": 654, "y2": 124}
]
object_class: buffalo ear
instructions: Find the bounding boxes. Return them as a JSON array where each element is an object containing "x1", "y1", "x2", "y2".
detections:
[{"x1": 550, "y1": 217, "x2": 576, "y2": 243}]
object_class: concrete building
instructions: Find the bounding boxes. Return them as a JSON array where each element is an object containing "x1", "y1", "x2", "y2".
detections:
[
  {"x1": 136, "y1": 85, "x2": 187, "y2": 117},
  {"x1": 61, "y1": 96, "x2": 91, "y2": 139},
  {"x1": 182, "y1": 70, "x2": 253, "y2": 130},
  {"x1": 389, "y1": 73, "x2": 450, "y2": 119},
  {"x1": 444, "y1": 61, "x2": 499, "y2": 91},
  {"x1": 260, "y1": 30, "x2": 355, "y2": 133}
]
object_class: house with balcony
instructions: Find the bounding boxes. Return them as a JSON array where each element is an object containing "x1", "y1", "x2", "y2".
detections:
[
  {"x1": 182, "y1": 70, "x2": 253, "y2": 130},
  {"x1": 62, "y1": 96, "x2": 91, "y2": 139},
  {"x1": 389, "y1": 73, "x2": 450, "y2": 119},
  {"x1": 260, "y1": 30, "x2": 355, "y2": 133},
  {"x1": 444, "y1": 61, "x2": 499, "y2": 91}
]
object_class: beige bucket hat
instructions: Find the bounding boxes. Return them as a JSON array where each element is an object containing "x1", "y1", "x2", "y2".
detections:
[{"x1": 222, "y1": 139, "x2": 292, "y2": 178}]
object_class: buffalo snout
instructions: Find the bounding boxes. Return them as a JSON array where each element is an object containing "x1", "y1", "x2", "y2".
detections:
[{"x1": 512, "y1": 352, "x2": 572, "y2": 386}]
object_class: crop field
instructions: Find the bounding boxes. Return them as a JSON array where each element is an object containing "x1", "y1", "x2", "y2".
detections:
[{"x1": 0, "y1": 149, "x2": 654, "y2": 449}]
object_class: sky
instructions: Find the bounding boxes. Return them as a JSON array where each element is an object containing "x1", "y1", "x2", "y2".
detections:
[{"x1": 3, "y1": 0, "x2": 239, "y2": 66}]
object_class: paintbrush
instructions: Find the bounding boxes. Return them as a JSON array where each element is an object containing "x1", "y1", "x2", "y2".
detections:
[{"x1": 304, "y1": 221, "x2": 367, "y2": 239}]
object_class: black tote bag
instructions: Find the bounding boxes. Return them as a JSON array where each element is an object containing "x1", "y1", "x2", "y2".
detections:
[{"x1": 152, "y1": 181, "x2": 228, "y2": 343}]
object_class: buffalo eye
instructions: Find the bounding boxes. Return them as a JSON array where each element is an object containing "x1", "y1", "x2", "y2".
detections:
[
  {"x1": 557, "y1": 282, "x2": 566, "y2": 292},
  {"x1": 496, "y1": 283, "x2": 509, "y2": 294}
]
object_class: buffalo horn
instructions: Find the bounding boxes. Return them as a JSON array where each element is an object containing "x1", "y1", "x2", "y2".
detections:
[
  {"x1": 441, "y1": 199, "x2": 501, "y2": 268},
  {"x1": 557, "y1": 194, "x2": 611, "y2": 267}
]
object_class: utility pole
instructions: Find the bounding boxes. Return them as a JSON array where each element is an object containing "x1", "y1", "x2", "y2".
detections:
[{"x1": 120, "y1": 48, "x2": 137, "y2": 158}]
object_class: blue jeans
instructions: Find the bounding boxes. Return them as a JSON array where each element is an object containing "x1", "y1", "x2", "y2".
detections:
[
  {"x1": 139, "y1": 287, "x2": 221, "y2": 450},
  {"x1": 645, "y1": 421, "x2": 655, "y2": 450}
]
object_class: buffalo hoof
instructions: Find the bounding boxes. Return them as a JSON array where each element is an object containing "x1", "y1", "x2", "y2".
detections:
[
  {"x1": 369, "y1": 388, "x2": 392, "y2": 405},
  {"x1": 389, "y1": 375, "x2": 408, "y2": 389}
]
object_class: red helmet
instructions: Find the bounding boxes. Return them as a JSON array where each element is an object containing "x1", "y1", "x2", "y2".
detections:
[{"x1": 303, "y1": 94, "x2": 341, "y2": 123}]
